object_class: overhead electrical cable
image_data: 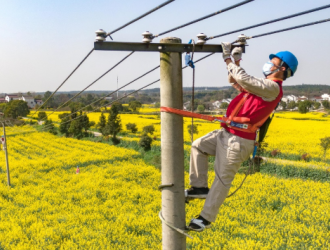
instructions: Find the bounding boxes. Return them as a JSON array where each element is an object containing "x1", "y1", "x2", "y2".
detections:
[
  {"x1": 39, "y1": 16, "x2": 330, "y2": 132},
  {"x1": 39, "y1": 54, "x2": 214, "y2": 132},
  {"x1": 56, "y1": 65, "x2": 160, "y2": 121},
  {"x1": 248, "y1": 17, "x2": 330, "y2": 39},
  {"x1": 206, "y1": 3, "x2": 330, "y2": 40},
  {"x1": 30, "y1": 48, "x2": 94, "y2": 117},
  {"x1": 106, "y1": 0, "x2": 175, "y2": 39},
  {"x1": 39, "y1": 80, "x2": 159, "y2": 133},
  {"x1": 32, "y1": 1, "x2": 173, "y2": 118},
  {"x1": 40, "y1": 51, "x2": 134, "y2": 122},
  {"x1": 152, "y1": 0, "x2": 255, "y2": 38}
]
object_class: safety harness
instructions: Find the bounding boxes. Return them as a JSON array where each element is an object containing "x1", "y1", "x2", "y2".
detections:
[{"x1": 161, "y1": 93, "x2": 275, "y2": 134}]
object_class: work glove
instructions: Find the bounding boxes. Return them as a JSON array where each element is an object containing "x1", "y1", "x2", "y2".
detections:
[
  {"x1": 221, "y1": 42, "x2": 231, "y2": 61},
  {"x1": 231, "y1": 47, "x2": 242, "y2": 62}
]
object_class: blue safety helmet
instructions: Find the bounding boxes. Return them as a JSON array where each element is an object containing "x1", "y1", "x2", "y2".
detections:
[{"x1": 269, "y1": 51, "x2": 298, "y2": 76}]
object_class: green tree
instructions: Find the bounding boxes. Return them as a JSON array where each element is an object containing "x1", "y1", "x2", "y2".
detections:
[
  {"x1": 67, "y1": 112, "x2": 92, "y2": 139},
  {"x1": 139, "y1": 133, "x2": 153, "y2": 151},
  {"x1": 80, "y1": 114, "x2": 92, "y2": 132},
  {"x1": 112, "y1": 101, "x2": 123, "y2": 112},
  {"x1": 44, "y1": 119, "x2": 57, "y2": 135},
  {"x1": 0, "y1": 103, "x2": 6, "y2": 113},
  {"x1": 126, "y1": 123, "x2": 138, "y2": 133},
  {"x1": 104, "y1": 105, "x2": 122, "y2": 144},
  {"x1": 69, "y1": 102, "x2": 83, "y2": 113},
  {"x1": 85, "y1": 105, "x2": 93, "y2": 111},
  {"x1": 298, "y1": 101, "x2": 308, "y2": 114},
  {"x1": 58, "y1": 113, "x2": 71, "y2": 137},
  {"x1": 320, "y1": 137, "x2": 330, "y2": 159},
  {"x1": 287, "y1": 101, "x2": 297, "y2": 110},
  {"x1": 129, "y1": 100, "x2": 142, "y2": 112},
  {"x1": 42, "y1": 91, "x2": 54, "y2": 108},
  {"x1": 187, "y1": 124, "x2": 198, "y2": 142},
  {"x1": 68, "y1": 119, "x2": 84, "y2": 139},
  {"x1": 97, "y1": 113, "x2": 107, "y2": 135},
  {"x1": 322, "y1": 100, "x2": 330, "y2": 109},
  {"x1": 197, "y1": 105, "x2": 205, "y2": 112},
  {"x1": 154, "y1": 102, "x2": 160, "y2": 108},
  {"x1": 280, "y1": 101, "x2": 287, "y2": 110},
  {"x1": 143, "y1": 125, "x2": 155, "y2": 135},
  {"x1": 220, "y1": 102, "x2": 229, "y2": 109},
  {"x1": 313, "y1": 102, "x2": 321, "y2": 110},
  {"x1": 4, "y1": 100, "x2": 30, "y2": 118},
  {"x1": 38, "y1": 111, "x2": 47, "y2": 121}
]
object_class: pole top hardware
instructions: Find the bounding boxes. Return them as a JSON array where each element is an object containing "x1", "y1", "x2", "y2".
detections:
[
  {"x1": 95, "y1": 29, "x2": 107, "y2": 42},
  {"x1": 142, "y1": 31, "x2": 154, "y2": 43},
  {"x1": 235, "y1": 34, "x2": 250, "y2": 45},
  {"x1": 196, "y1": 33, "x2": 207, "y2": 45}
]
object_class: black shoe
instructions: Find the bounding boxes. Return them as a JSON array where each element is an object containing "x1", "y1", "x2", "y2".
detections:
[
  {"x1": 185, "y1": 187, "x2": 209, "y2": 199},
  {"x1": 188, "y1": 215, "x2": 211, "y2": 232}
]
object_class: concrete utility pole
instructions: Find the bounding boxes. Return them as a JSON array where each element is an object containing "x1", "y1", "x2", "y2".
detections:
[
  {"x1": 2, "y1": 123, "x2": 10, "y2": 186},
  {"x1": 160, "y1": 37, "x2": 185, "y2": 250}
]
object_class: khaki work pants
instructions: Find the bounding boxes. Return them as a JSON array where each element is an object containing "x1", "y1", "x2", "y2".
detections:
[{"x1": 189, "y1": 129, "x2": 255, "y2": 222}]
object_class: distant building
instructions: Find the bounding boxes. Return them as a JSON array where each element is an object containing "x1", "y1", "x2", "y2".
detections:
[
  {"x1": 321, "y1": 94, "x2": 330, "y2": 101},
  {"x1": 0, "y1": 98, "x2": 6, "y2": 103},
  {"x1": 310, "y1": 96, "x2": 323, "y2": 103},
  {"x1": 221, "y1": 98, "x2": 232, "y2": 104},
  {"x1": 35, "y1": 99, "x2": 44, "y2": 107},
  {"x1": 212, "y1": 99, "x2": 232, "y2": 109},
  {"x1": 212, "y1": 100, "x2": 222, "y2": 108},
  {"x1": 297, "y1": 96, "x2": 308, "y2": 101},
  {"x1": 20, "y1": 96, "x2": 35, "y2": 108},
  {"x1": 4, "y1": 95, "x2": 43, "y2": 109},
  {"x1": 282, "y1": 95, "x2": 298, "y2": 103},
  {"x1": 183, "y1": 101, "x2": 190, "y2": 110},
  {"x1": 5, "y1": 95, "x2": 20, "y2": 102}
]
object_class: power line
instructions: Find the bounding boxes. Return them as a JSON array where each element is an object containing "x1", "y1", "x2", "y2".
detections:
[
  {"x1": 30, "y1": 48, "x2": 95, "y2": 117},
  {"x1": 250, "y1": 17, "x2": 330, "y2": 39},
  {"x1": 153, "y1": 0, "x2": 254, "y2": 38},
  {"x1": 106, "y1": 0, "x2": 175, "y2": 39},
  {"x1": 31, "y1": 1, "x2": 173, "y2": 117},
  {"x1": 39, "y1": 54, "x2": 213, "y2": 132},
  {"x1": 41, "y1": 52, "x2": 134, "y2": 122},
  {"x1": 206, "y1": 4, "x2": 330, "y2": 40},
  {"x1": 39, "y1": 80, "x2": 159, "y2": 133},
  {"x1": 56, "y1": 65, "x2": 160, "y2": 121},
  {"x1": 36, "y1": 16, "x2": 330, "y2": 132}
]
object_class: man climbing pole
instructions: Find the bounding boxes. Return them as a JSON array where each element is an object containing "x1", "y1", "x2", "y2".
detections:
[{"x1": 185, "y1": 42, "x2": 298, "y2": 232}]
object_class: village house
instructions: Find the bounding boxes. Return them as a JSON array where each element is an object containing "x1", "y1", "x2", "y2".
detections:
[
  {"x1": 297, "y1": 96, "x2": 308, "y2": 101},
  {"x1": 183, "y1": 101, "x2": 190, "y2": 110},
  {"x1": 309, "y1": 96, "x2": 323, "y2": 103},
  {"x1": 281, "y1": 95, "x2": 298, "y2": 103},
  {"x1": 35, "y1": 99, "x2": 43, "y2": 107},
  {"x1": 321, "y1": 93, "x2": 330, "y2": 101},
  {"x1": 212, "y1": 99, "x2": 232, "y2": 109},
  {"x1": 5, "y1": 95, "x2": 20, "y2": 102},
  {"x1": 4, "y1": 94, "x2": 43, "y2": 109},
  {"x1": 20, "y1": 96, "x2": 36, "y2": 108}
]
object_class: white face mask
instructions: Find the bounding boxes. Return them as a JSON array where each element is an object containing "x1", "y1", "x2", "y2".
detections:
[{"x1": 262, "y1": 61, "x2": 283, "y2": 77}]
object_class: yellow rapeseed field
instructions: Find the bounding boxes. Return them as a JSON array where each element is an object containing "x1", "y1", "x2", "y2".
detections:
[
  {"x1": 0, "y1": 129, "x2": 329, "y2": 249},
  {"x1": 266, "y1": 112, "x2": 330, "y2": 159},
  {"x1": 28, "y1": 109, "x2": 330, "y2": 159}
]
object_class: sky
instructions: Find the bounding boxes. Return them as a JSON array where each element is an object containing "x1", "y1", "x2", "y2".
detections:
[{"x1": 0, "y1": 0, "x2": 330, "y2": 94}]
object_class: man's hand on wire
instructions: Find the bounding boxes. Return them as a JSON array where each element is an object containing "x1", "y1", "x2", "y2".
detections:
[
  {"x1": 221, "y1": 42, "x2": 232, "y2": 61},
  {"x1": 231, "y1": 47, "x2": 242, "y2": 63}
]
